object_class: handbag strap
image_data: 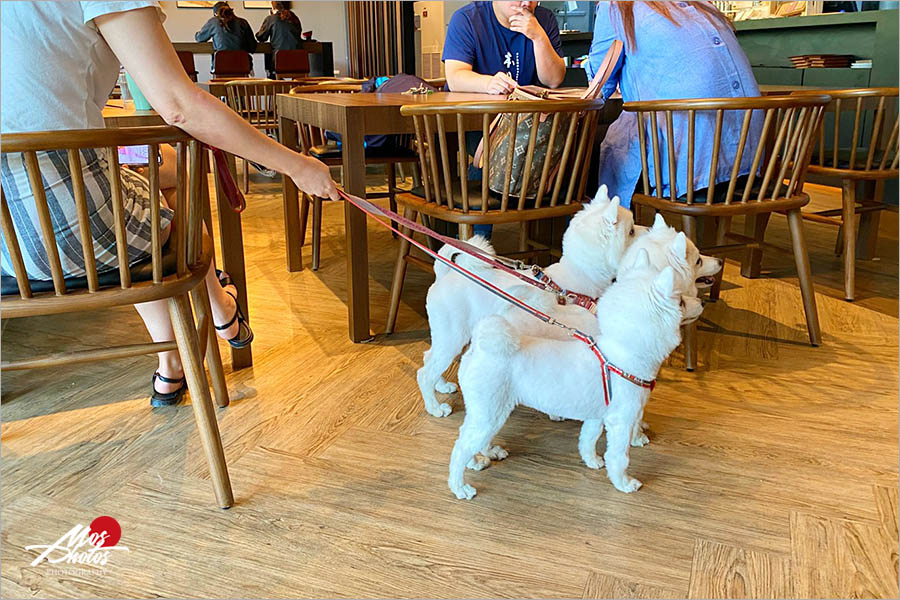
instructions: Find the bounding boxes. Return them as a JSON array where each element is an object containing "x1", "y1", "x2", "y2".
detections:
[{"x1": 206, "y1": 145, "x2": 246, "y2": 213}]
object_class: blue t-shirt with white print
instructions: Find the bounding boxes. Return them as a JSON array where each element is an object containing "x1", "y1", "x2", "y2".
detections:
[{"x1": 442, "y1": 2, "x2": 562, "y2": 86}]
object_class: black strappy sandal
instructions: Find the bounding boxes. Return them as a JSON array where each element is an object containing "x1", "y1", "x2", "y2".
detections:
[
  {"x1": 216, "y1": 290, "x2": 254, "y2": 349},
  {"x1": 151, "y1": 372, "x2": 187, "y2": 407}
]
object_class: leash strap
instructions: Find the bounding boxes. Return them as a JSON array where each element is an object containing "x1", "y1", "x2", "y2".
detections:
[{"x1": 336, "y1": 190, "x2": 656, "y2": 405}]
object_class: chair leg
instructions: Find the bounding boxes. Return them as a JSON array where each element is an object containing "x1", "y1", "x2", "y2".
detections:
[
  {"x1": 168, "y1": 293, "x2": 234, "y2": 508},
  {"x1": 387, "y1": 163, "x2": 398, "y2": 239},
  {"x1": 786, "y1": 208, "x2": 822, "y2": 346},
  {"x1": 682, "y1": 323, "x2": 697, "y2": 372},
  {"x1": 741, "y1": 213, "x2": 771, "y2": 278},
  {"x1": 243, "y1": 158, "x2": 249, "y2": 193},
  {"x1": 857, "y1": 179, "x2": 884, "y2": 261},
  {"x1": 708, "y1": 217, "x2": 731, "y2": 302},
  {"x1": 681, "y1": 215, "x2": 697, "y2": 243},
  {"x1": 299, "y1": 193, "x2": 311, "y2": 247},
  {"x1": 312, "y1": 196, "x2": 323, "y2": 271},
  {"x1": 386, "y1": 207, "x2": 415, "y2": 334},
  {"x1": 841, "y1": 179, "x2": 856, "y2": 301},
  {"x1": 459, "y1": 224, "x2": 473, "y2": 240},
  {"x1": 190, "y1": 284, "x2": 229, "y2": 408}
]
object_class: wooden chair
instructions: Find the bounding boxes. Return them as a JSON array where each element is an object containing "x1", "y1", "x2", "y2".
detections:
[
  {"x1": 213, "y1": 50, "x2": 252, "y2": 79},
  {"x1": 225, "y1": 79, "x2": 296, "y2": 192},
  {"x1": 0, "y1": 126, "x2": 233, "y2": 509},
  {"x1": 625, "y1": 94, "x2": 831, "y2": 370},
  {"x1": 176, "y1": 50, "x2": 198, "y2": 82},
  {"x1": 793, "y1": 88, "x2": 898, "y2": 300},
  {"x1": 274, "y1": 49, "x2": 310, "y2": 79},
  {"x1": 386, "y1": 98, "x2": 606, "y2": 334},
  {"x1": 288, "y1": 84, "x2": 419, "y2": 271}
]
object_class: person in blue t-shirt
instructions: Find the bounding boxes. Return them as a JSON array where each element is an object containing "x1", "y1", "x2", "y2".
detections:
[
  {"x1": 442, "y1": 2, "x2": 564, "y2": 238},
  {"x1": 442, "y1": 1, "x2": 565, "y2": 94}
]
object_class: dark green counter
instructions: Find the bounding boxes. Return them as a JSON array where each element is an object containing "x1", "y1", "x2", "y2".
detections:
[{"x1": 735, "y1": 10, "x2": 898, "y2": 89}]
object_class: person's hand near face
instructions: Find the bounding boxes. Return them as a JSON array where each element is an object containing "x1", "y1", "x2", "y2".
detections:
[{"x1": 507, "y1": 2, "x2": 542, "y2": 40}]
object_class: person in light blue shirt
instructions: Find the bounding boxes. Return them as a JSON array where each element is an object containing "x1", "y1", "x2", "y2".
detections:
[{"x1": 585, "y1": 1, "x2": 762, "y2": 208}]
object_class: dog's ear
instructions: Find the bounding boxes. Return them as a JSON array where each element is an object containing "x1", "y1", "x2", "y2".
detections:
[
  {"x1": 652, "y1": 213, "x2": 667, "y2": 231},
  {"x1": 653, "y1": 266, "x2": 676, "y2": 297},
  {"x1": 602, "y1": 196, "x2": 620, "y2": 225},
  {"x1": 633, "y1": 247, "x2": 651, "y2": 269},
  {"x1": 592, "y1": 184, "x2": 609, "y2": 204},
  {"x1": 669, "y1": 231, "x2": 688, "y2": 260}
]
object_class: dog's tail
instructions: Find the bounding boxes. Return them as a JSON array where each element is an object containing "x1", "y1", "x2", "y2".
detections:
[
  {"x1": 471, "y1": 315, "x2": 519, "y2": 357},
  {"x1": 434, "y1": 235, "x2": 496, "y2": 280}
]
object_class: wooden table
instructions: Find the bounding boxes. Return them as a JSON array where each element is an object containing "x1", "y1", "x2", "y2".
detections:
[
  {"x1": 277, "y1": 91, "x2": 623, "y2": 342},
  {"x1": 102, "y1": 101, "x2": 252, "y2": 368}
]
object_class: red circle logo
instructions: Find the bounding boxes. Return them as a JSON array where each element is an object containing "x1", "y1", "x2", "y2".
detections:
[{"x1": 89, "y1": 516, "x2": 121, "y2": 547}]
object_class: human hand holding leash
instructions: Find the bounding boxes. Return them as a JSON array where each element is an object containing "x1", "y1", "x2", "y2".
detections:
[{"x1": 291, "y1": 155, "x2": 340, "y2": 200}]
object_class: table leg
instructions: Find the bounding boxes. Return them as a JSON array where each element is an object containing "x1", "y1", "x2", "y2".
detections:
[
  {"x1": 341, "y1": 111, "x2": 373, "y2": 342},
  {"x1": 279, "y1": 116, "x2": 303, "y2": 272},
  {"x1": 212, "y1": 151, "x2": 253, "y2": 368}
]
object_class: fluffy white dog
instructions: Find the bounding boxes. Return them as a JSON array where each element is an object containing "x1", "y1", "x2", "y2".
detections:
[
  {"x1": 450, "y1": 250, "x2": 703, "y2": 500},
  {"x1": 620, "y1": 213, "x2": 723, "y2": 296},
  {"x1": 418, "y1": 185, "x2": 636, "y2": 418}
]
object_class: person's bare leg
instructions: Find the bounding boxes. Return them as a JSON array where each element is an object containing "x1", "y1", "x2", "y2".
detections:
[{"x1": 136, "y1": 145, "x2": 240, "y2": 395}]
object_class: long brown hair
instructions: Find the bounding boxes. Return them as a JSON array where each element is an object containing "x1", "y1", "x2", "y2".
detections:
[
  {"x1": 611, "y1": 1, "x2": 733, "y2": 52},
  {"x1": 272, "y1": 1, "x2": 301, "y2": 28},
  {"x1": 216, "y1": 5, "x2": 236, "y2": 28}
]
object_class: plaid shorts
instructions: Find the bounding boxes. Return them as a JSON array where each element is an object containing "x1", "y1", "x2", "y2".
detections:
[{"x1": 0, "y1": 147, "x2": 174, "y2": 281}]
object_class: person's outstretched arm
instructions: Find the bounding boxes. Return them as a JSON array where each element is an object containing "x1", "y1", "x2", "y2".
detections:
[
  {"x1": 256, "y1": 15, "x2": 272, "y2": 42},
  {"x1": 95, "y1": 7, "x2": 338, "y2": 200},
  {"x1": 194, "y1": 17, "x2": 215, "y2": 42},
  {"x1": 585, "y1": 6, "x2": 624, "y2": 100}
]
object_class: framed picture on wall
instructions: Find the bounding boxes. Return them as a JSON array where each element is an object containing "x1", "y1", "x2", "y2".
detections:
[
  {"x1": 243, "y1": 1, "x2": 271, "y2": 8},
  {"x1": 176, "y1": 1, "x2": 217, "y2": 7}
]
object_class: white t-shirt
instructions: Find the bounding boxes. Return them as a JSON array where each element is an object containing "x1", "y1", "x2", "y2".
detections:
[{"x1": 0, "y1": 1, "x2": 165, "y2": 134}]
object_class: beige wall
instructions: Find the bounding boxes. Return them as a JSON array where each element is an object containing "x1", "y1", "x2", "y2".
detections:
[{"x1": 158, "y1": 1, "x2": 348, "y2": 81}]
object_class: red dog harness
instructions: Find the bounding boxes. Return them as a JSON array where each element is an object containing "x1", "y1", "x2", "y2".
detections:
[{"x1": 338, "y1": 191, "x2": 657, "y2": 406}]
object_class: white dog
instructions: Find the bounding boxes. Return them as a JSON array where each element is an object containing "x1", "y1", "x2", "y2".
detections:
[
  {"x1": 418, "y1": 185, "x2": 635, "y2": 418},
  {"x1": 620, "y1": 213, "x2": 723, "y2": 297},
  {"x1": 450, "y1": 250, "x2": 703, "y2": 500}
]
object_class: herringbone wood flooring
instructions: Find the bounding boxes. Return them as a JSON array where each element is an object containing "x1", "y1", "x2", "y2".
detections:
[{"x1": 2, "y1": 174, "x2": 897, "y2": 599}]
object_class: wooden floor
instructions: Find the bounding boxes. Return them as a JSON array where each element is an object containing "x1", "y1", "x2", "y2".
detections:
[{"x1": 2, "y1": 174, "x2": 898, "y2": 599}]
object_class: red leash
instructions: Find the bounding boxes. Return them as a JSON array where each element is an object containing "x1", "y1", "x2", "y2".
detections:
[{"x1": 336, "y1": 190, "x2": 656, "y2": 405}]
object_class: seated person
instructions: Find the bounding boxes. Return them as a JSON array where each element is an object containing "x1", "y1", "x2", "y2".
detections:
[
  {"x1": 195, "y1": 1, "x2": 257, "y2": 73},
  {"x1": 443, "y1": 1, "x2": 565, "y2": 236},
  {"x1": 585, "y1": 1, "x2": 762, "y2": 208},
  {"x1": 443, "y1": 1, "x2": 565, "y2": 94},
  {"x1": 256, "y1": 1, "x2": 303, "y2": 79}
]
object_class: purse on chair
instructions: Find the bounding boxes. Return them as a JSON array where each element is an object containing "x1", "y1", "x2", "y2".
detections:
[{"x1": 473, "y1": 40, "x2": 623, "y2": 199}]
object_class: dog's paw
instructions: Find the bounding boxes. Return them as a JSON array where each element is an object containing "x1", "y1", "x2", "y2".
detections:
[
  {"x1": 582, "y1": 455, "x2": 604, "y2": 470},
  {"x1": 435, "y1": 380, "x2": 458, "y2": 394},
  {"x1": 451, "y1": 483, "x2": 477, "y2": 500},
  {"x1": 548, "y1": 414, "x2": 566, "y2": 422},
  {"x1": 426, "y1": 402, "x2": 453, "y2": 418},
  {"x1": 612, "y1": 476, "x2": 643, "y2": 493},
  {"x1": 482, "y1": 445, "x2": 508, "y2": 461},
  {"x1": 630, "y1": 432, "x2": 650, "y2": 447},
  {"x1": 467, "y1": 454, "x2": 491, "y2": 471}
]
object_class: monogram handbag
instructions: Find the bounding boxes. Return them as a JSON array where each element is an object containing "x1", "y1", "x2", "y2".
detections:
[{"x1": 472, "y1": 40, "x2": 623, "y2": 200}]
